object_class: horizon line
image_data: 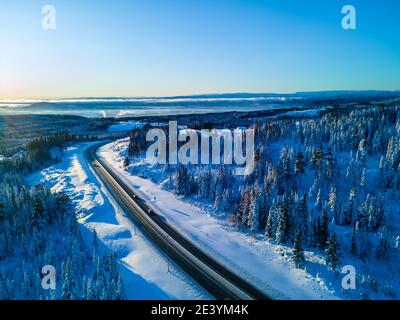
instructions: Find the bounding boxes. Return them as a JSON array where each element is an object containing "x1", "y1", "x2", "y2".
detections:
[{"x1": 1, "y1": 89, "x2": 400, "y2": 102}]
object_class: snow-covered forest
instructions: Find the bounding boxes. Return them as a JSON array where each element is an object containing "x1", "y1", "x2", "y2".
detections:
[
  {"x1": 0, "y1": 126, "x2": 124, "y2": 300},
  {"x1": 1, "y1": 101, "x2": 399, "y2": 300},
  {"x1": 126, "y1": 102, "x2": 400, "y2": 299}
]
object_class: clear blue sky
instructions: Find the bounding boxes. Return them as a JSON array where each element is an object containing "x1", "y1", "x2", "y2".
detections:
[{"x1": 0, "y1": 0, "x2": 399, "y2": 99}]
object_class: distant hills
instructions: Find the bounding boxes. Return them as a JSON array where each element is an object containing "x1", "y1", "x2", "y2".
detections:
[
  {"x1": 27, "y1": 102, "x2": 65, "y2": 110},
  {"x1": 24, "y1": 90, "x2": 400, "y2": 103},
  {"x1": 1, "y1": 90, "x2": 397, "y2": 118},
  {"x1": 166, "y1": 90, "x2": 400, "y2": 99}
]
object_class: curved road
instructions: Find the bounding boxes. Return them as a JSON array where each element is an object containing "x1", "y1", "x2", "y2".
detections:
[{"x1": 85, "y1": 141, "x2": 271, "y2": 300}]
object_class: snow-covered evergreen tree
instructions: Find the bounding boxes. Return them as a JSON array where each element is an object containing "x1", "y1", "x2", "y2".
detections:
[
  {"x1": 292, "y1": 232, "x2": 305, "y2": 268},
  {"x1": 275, "y1": 199, "x2": 289, "y2": 243},
  {"x1": 325, "y1": 233, "x2": 341, "y2": 270},
  {"x1": 248, "y1": 189, "x2": 261, "y2": 231}
]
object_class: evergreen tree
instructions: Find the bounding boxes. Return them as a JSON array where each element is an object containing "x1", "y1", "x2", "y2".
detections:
[
  {"x1": 328, "y1": 186, "x2": 337, "y2": 217},
  {"x1": 346, "y1": 187, "x2": 357, "y2": 225},
  {"x1": 298, "y1": 195, "x2": 308, "y2": 242},
  {"x1": 310, "y1": 147, "x2": 323, "y2": 175},
  {"x1": 324, "y1": 148, "x2": 335, "y2": 181},
  {"x1": 367, "y1": 196, "x2": 384, "y2": 232},
  {"x1": 31, "y1": 193, "x2": 44, "y2": 227},
  {"x1": 325, "y1": 233, "x2": 341, "y2": 270},
  {"x1": 114, "y1": 274, "x2": 125, "y2": 300},
  {"x1": 62, "y1": 258, "x2": 77, "y2": 300},
  {"x1": 174, "y1": 165, "x2": 192, "y2": 196},
  {"x1": 248, "y1": 189, "x2": 260, "y2": 231},
  {"x1": 376, "y1": 237, "x2": 390, "y2": 261},
  {"x1": 198, "y1": 170, "x2": 211, "y2": 198},
  {"x1": 265, "y1": 207, "x2": 274, "y2": 239},
  {"x1": 315, "y1": 188, "x2": 322, "y2": 211},
  {"x1": 357, "y1": 139, "x2": 368, "y2": 167},
  {"x1": 357, "y1": 197, "x2": 370, "y2": 229},
  {"x1": 292, "y1": 232, "x2": 306, "y2": 268},
  {"x1": 93, "y1": 229, "x2": 99, "y2": 254},
  {"x1": 317, "y1": 210, "x2": 329, "y2": 249},
  {"x1": 294, "y1": 152, "x2": 305, "y2": 175},
  {"x1": 350, "y1": 229, "x2": 357, "y2": 256},
  {"x1": 237, "y1": 189, "x2": 251, "y2": 227},
  {"x1": 86, "y1": 278, "x2": 95, "y2": 300},
  {"x1": 275, "y1": 199, "x2": 289, "y2": 243},
  {"x1": 221, "y1": 189, "x2": 235, "y2": 213}
]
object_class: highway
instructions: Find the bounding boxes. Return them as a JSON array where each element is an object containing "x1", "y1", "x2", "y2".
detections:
[{"x1": 85, "y1": 141, "x2": 271, "y2": 300}]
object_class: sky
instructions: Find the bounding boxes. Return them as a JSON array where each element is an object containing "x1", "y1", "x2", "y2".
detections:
[{"x1": 0, "y1": 0, "x2": 399, "y2": 99}]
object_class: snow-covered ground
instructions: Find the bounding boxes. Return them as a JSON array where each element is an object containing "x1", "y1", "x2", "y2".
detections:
[
  {"x1": 98, "y1": 138, "x2": 341, "y2": 300},
  {"x1": 27, "y1": 142, "x2": 209, "y2": 300}
]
